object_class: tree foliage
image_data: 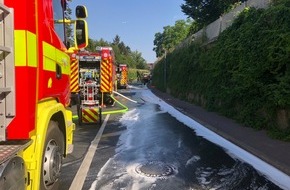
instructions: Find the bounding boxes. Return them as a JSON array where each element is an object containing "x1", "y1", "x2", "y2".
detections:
[
  {"x1": 112, "y1": 35, "x2": 131, "y2": 56},
  {"x1": 86, "y1": 35, "x2": 148, "y2": 69},
  {"x1": 153, "y1": 19, "x2": 192, "y2": 58},
  {"x1": 153, "y1": 2, "x2": 290, "y2": 140},
  {"x1": 64, "y1": 4, "x2": 73, "y2": 46},
  {"x1": 181, "y1": 0, "x2": 246, "y2": 31}
]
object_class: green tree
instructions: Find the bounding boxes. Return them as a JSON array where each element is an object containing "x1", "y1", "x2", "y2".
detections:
[
  {"x1": 95, "y1": 38, "x2": 111, "y2": 47},
  {"x1": 131, "y1": 51, "x2": 147, "y2": 69},
  {"x1": 153, "y1": 2, "x2": 290, "y2": 139},
  {"x1": 86, "y1": 38, "x2": 97, "y2": 51},
  {"x1": 112, "y1": 35, "x2": 121, "y2": 45},
  {"x1": 83, "y1": 35, "x2": 147, "y2": 69},
  {"x1": 153, "y1": 32, "x2": 164, "y2": 57},
  {"x1": 64, "y1": 4, "x2": 73, "y2": 47},
  {"x1": 119, "y1": 42, "x2": 131, "y2": 56},
  {"x1": 181, "y1": 0, "x2": 245, "y2": 30},
  {"x1": 85, "y1": 38, "x2": 111, "y2": 52},
  {"x1": 112, "y1": 35, "x2": 131, "y2": 55},
  {"x1": 153, "y1": 19, "x2": 192, "y2": 57}
]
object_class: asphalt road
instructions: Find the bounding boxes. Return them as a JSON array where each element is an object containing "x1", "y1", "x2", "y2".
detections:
[{"x1": 59, "y1": 85, "x2": 284, "y2": 190}]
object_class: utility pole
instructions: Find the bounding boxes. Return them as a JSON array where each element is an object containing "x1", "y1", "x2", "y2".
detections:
[{"x1": 164, "y1": 49, "x2": 167, "y2": 91}]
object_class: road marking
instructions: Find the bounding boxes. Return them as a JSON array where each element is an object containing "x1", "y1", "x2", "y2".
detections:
[{"x1": 69, "y1": 114, "x2": 110, "y2": 190}]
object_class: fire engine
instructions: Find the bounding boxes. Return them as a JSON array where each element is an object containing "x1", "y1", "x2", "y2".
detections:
[
  {"x1": 0, "y1": 0, "x2": 88, "y2": 189},
  {"x1": 116, "y1": 64, "x2": 128, "y2": 89},
  {"x1": 70, "y1": 47, "x2": 117, "y2": 125}
]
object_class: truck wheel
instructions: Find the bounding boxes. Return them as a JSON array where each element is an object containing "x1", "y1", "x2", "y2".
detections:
[
  {"x1": 40, "y1": 121, "x2": 64, "y2": 190},
  {"x1": 104, "y1": 94, "x2": 114, "y2": 105},
  {"x1": 0, "y1": 156, "x2": 26, "y2": 190}
]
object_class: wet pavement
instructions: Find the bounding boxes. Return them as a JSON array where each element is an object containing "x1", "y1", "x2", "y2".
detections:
[{"x1": 60, "y1": 85, "x2": 288, "y2": 190}]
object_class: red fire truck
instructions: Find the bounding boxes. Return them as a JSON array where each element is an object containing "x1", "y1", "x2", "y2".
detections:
[
  {"x1": 0, "y1": 0, "x2": 88, "y2": 189},
  {"x1": 116, "y1": 64, "x2": 128, "y2": 89},
  {"x1": 70, "y1": 47, "x2": 116, "y2": 125}
]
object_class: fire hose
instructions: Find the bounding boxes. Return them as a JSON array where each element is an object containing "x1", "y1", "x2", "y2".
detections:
[{"x1": 72, "y1": 90, "x2": 141, "y2": 119}]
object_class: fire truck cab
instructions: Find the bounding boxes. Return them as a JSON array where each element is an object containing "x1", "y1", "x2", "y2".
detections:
[{"x1": 0, "y1": 0, "x2": 88, "y2": 189}]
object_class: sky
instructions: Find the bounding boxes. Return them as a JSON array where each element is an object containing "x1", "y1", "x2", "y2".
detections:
[{"x1": 69, "y1": 0, "x2": 188, "y2": 63}]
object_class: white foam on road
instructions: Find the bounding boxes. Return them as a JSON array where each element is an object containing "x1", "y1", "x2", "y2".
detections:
[
  {"x1": 89, "y1": 108, "x2": 159, "y2": 190},
  {"x1": 140, "y1": 89, "x2": 290, "y2": 190},
  {"x1": 127, "y1": 84, "x2": 144, "y2": 90},
  {"x1": 88, "y1": 88, "x2": 290, "y2": 190},
  {"x1": 186, "y1": 155, "x2": 201, "y2": 167}
]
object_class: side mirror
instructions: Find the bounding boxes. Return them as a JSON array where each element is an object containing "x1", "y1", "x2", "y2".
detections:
[
  {"x1": 76, "y1": 5, "x2": 87, "y2": 19},
  {"x1": 75, "y1": 19, "x2": 88, "y2": 49}
]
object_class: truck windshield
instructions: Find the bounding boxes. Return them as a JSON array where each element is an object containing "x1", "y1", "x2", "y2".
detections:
[{"x1": 53, "y1": 0, "x2": 66, "y2": 43}]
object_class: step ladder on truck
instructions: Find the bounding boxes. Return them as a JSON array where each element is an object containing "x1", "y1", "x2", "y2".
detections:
[{"x1": 0, "y1": 1, "x2": 88, "y2": 189}]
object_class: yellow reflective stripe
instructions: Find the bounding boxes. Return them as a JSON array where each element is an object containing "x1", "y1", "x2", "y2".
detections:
[
  {"x1": 43, "y1": 41, "x2": 70, "y2": 75},
  {"x1": 15, "y1": 30, "x2": 26, "y2": 66},
  {"x1": 27, "y1": 31, "x2": 37, "y2": 67},
  {"x1": 56, "y1": 48, "x2": 70, "y2": 75},
  {"x1": 44, "y1": 58, "x2": 55, "y2": 71},
  {"x1": 82, "y1": 108, "x2": 99, "y2": 123},
  {"x1": 43, "y1": 42, "x2": 55, "y2": 72},
  {"x1": 14, "y1": 30, "x2": 37, "y2": 67}
]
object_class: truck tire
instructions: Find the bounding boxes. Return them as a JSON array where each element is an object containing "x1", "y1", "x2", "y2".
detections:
[
  {"x1": 104, "y1": 94, "x2": 114, "y2": 105},
  {"x1": 0, "y1": 156, "x2": 26, "y2": 190},
  {"x1": 40, "y1": 121, "x2": 64, "y2": 190}
]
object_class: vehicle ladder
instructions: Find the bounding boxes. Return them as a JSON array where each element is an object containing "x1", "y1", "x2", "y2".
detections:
[
  {"x1": 0, "y1": 2, "x2": 32, "y2": 165},
  {"x1": 0, "y1": 2, "x2": 15, "y2": 141}
]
